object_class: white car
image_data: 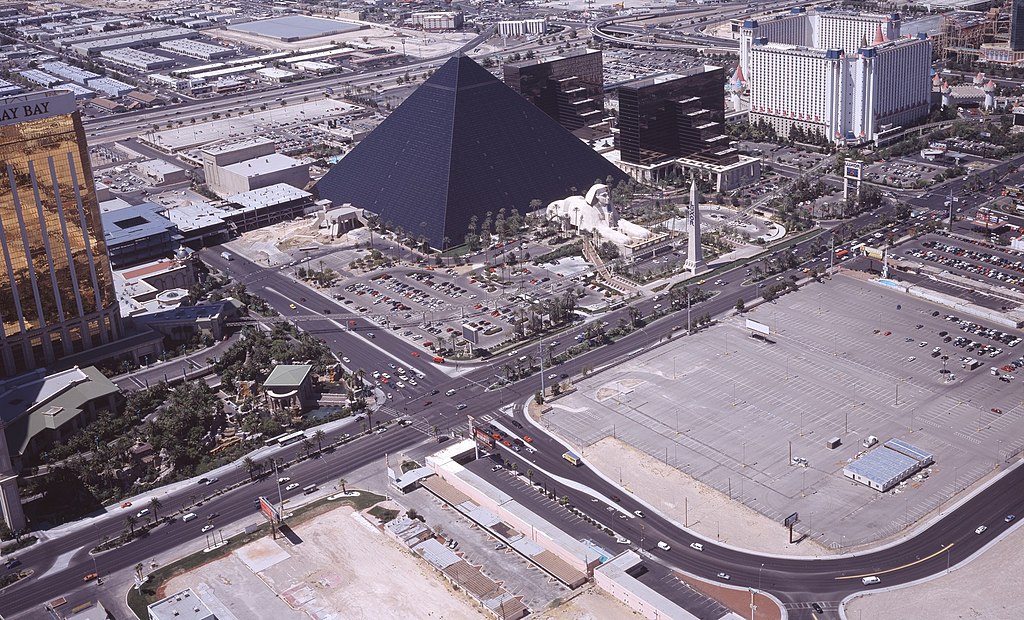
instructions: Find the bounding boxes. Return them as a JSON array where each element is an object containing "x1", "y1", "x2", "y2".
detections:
[
  {"x1": 717, "y1": 572, "x2": 730, "y2": 580},
  {"x1": 615, "y1": 536, "x2": 631, "y2": 545},
  {"x1": 656, "y1": 541, "x2": 671, "y2": 551},
  {"x1": 690, "y1": 542, "x2": 704, "y2": 551},
  {"x1": 396, "y1": 381, "x2": 406, "y2": 389},
  {"x1": 201, "y1": 524, "x2": 215, "y2": 533},
  {"x1": 285, "y1": 483, "x2": 300, "y2": 491},
  {"x1": 408, "y1": 379, "x2": 418, "y2": 386},
  {"x1": 277, "y1": 477, "x2": 291, "y2": 484},
  {"x1": 342, "y1": 357, "x2": 351, "y2": 363},
  {"x1": 975, "y1": 525, "x2": 988, "y2": 535}
]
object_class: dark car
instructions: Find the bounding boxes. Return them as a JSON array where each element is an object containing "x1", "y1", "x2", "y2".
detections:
[
  {"x1": 812, "y1": 603, "x2": 824, "y2": 613},
  {"x1": 611, "y1": 494, "x2": 621, "y2": 502},
  {"x1": 430, "y1": 389, "x2": 440, "y2": 395},
  {"x1": 511, "y1": 420, "x2": 524, "y2": 429}
]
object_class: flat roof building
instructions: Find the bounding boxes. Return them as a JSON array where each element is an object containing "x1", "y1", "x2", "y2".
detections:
[
  {"x1": 18, "y1": 69, "x2": 62, "y2": 87},
  {"x1": 88, "y1": 77, "x2": 135, "y2": 97},
  {"x1": 69, "y1": 26, "x2": 197, "y2": 56},
  {"x1": 136, "y1": 158, "x2": 188, "y2": 184},
  {"x1": 100, "y1": 203, "x2": 183, "y2": 268},
  {"x1": 99, "y1": 48, "x2": 175, "y2": 71},
  {"x1": 0, "y1": 91, "x2": 121, "y2": 377},
  {"x1": 503, "y1": 48, "x2": 605, "y2": 134},
  {"x1": 147, "y1": 588, "x2": 216, "y2": 620},
  {"x1": 843, "y1": 438, "x2": 934, "y2": 492},
  {"x1": 740, "y1": 9, "x2": 931, "y2": 145},
  {"x1": 159, "y1": 39, "x2": 235, "y2": 60},
  {"x1": 39, "y1": 60, "x2": 99, "y2": 85},
  {"x1": 409, "y1": 11, "x2": 463, "y2": 31},
  {"x1": 227, "y1": 15, "x2": 362, "y2": 42}
]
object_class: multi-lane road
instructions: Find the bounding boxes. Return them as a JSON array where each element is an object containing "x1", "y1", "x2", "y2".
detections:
[{"x1": 4, "y1": 200, "x2": 1022, "y2": 619}]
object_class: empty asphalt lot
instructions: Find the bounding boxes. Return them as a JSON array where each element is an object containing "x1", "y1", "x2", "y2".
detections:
[{"x1": 543, "y1": 273, "x2": 1024, "y2": 549}]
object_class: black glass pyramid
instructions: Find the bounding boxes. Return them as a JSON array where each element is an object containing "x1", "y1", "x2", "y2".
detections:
[{"x1": 314, "y1": 55, "x2": 628, "y2": 250}]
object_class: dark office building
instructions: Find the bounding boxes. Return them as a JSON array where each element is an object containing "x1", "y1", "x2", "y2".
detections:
[
  {"x1": 314, "y1": 55, "x2": 627, "y2": 250},
  {"x1": 616, "y1": 66, "x2": 737, "y2": 166},
  {"x1": 503, "y1": 48, "x2": 605, "y2": 133},
  {"x1": 1012, "y1": 0, "x2": 1024, "y2": 51}
]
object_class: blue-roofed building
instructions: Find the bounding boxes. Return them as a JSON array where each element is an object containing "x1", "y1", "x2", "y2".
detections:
[
  {"x1": 100, "y1": 202, "x2": 183, "y2": 268},
  {"x1": 843, "y1": 438, "x2": 933, "y2": 492}
]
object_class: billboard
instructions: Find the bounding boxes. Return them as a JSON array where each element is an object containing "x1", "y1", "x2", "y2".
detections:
[
  {"x1": 473, "y1": 427, "x2": 495, "y2": 449},
  {"x1": 259, "y1": 496, "x2": 280, "y2": 524},
  {"x1": 784, "y1": 512, "x2": 799, "y2": 527},
  {"x1": 745, "y1": 318, "x2": 770, "y2": 336}
]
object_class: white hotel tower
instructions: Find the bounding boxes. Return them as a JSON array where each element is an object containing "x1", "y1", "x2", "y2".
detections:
[{"x1": 739, "y1": 8, "x2": 931, "y2": 145}]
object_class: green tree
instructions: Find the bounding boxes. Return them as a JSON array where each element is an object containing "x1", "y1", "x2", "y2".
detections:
[
  {"x1": 314, "y1": 429, "x2": 326, "y2": 454},
  {"x1": 338, "y1": 477, "x2": 348, "y2": 494},
  {"x1": 149, "y1": 496, "x2": 163, "y2": 520},
  {"x1": 125, "y1": 514, "x2": 138, "y2": 536},
  {"x1": 242, "y1": 456, "x2": 258, "y2": 480}
]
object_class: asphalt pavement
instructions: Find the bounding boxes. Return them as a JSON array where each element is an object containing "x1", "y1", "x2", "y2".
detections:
[{"x1": 5, "y1": 199, "x2": 1023, "y2": 618}]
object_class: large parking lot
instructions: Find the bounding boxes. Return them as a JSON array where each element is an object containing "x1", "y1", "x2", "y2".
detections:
[
  {"x1": 311, "y1": 246, "x2": 610, "y2": 356},
  {"x1": 542, "y1": 274, "x2": 1024, "y2": 549},
  {"x1": 900, "y1": 232, "x2": 1024, "y2": 299}
]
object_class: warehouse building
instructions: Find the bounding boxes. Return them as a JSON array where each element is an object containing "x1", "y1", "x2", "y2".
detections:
[
  {"x1": 843, "y1": 438, "x2": 934, "y2": 492},
  {"x1": 100, "y1": 48, "x2": 175, "y2": 71},
  {"x1": 159, "y1": 39, "x2": 236, "y2": 60},
  {"x1": 88, "y1": 77, "x2": 135, "y2": 97},
  {"x1": 69, "y1": 26, "x2": 196, "y2": 56},
  {"x1": 39, "y1": 60, "x2": 98, "y2": 85}
]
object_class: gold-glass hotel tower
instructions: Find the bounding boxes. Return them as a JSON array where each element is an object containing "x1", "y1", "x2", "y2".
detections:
[{"x1": 0, "y1": 90, "x2": 119, "y2": 377}]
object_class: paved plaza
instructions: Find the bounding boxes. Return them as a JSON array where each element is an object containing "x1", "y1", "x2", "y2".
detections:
[{"x1": 542, "y1": 274, "x2": 1024, "y2": 549}]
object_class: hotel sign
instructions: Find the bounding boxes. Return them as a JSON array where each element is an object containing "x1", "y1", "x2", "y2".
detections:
[{"x1": 0, "y1": 92, "x2": 75, "y2": 128}]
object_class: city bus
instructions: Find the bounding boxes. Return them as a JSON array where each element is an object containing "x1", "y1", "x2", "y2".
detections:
[
  {"x1": 277, "y1": 431, "x2": 307, "y2": 447},
  {"x1": 264, "y1": 432, "x2": 291, "y2": 447},
  {"x1": 562, "y1": 451, "x2": 582, "y2": 466}
]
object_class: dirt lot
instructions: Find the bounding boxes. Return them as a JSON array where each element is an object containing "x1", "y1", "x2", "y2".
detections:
[
  {"x1": 164, "y1": 504, "x2": 483, "y2": 619},
  {"x1": 583, "y1": 436, "x2": 834, "y2": 557},
  {"x1": 534, "y1": 587, "x2": 639, "y2": 620},
  {"x1": 845, "y1": 522, "x2": 1024, "y2": 619}
]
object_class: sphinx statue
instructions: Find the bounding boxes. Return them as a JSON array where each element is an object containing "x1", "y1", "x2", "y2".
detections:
[{"x1": 546, "y1": 184, "x2": 652, "y2": 245}]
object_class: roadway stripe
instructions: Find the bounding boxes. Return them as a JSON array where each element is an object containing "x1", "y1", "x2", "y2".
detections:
[{"x1": 834, "y1": 543, "x2": 953, "y2": 580}]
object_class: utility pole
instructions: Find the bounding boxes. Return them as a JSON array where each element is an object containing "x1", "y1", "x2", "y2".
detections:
[{"x1": 828, "y1": 234, "x2": 835, "y2": 277}]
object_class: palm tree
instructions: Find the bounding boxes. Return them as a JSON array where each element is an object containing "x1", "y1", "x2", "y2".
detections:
[
  {"x1": 527, "y1": 468, "x2": 534, "y2": 484},
  {"x1": 125, "y1": 514, "x2": 138, "y2": 537},
  {"x1": 338, "y1": 477, "x2": 348, "y2": 494},
  {"x1": 149, "y1": 497, "x2": 163, "y2": 521},
  {"x1": 314, "y1": 429, "x2": 326, "y2": 454},
  {"x1": 301, "y1": 438, "x2": 314, "y2": 458},
  {"x1": 242, "y1": 456, "x2": 257, "y2": 480}
]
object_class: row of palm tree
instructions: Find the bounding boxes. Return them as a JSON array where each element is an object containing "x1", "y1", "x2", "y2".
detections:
[{"x1": 123, "y1": 496, "x2": 163, "y2": 537}]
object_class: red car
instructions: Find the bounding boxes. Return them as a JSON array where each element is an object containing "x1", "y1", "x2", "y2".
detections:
[
  {"x1": 120, "y1": 501, "x2": 132, "y2": 508},
  {"x1": 411, "y1": 351, "x2": 421, "y2": 357},
  {"x1": 523, "y1": 436, "x2": 534, "y2": 443}
]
